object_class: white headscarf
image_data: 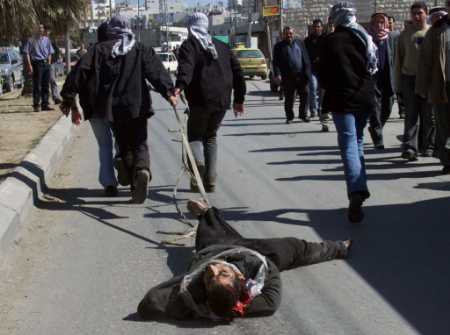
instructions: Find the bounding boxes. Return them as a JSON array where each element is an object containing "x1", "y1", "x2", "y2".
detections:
[
  {"x1": 329, "y1": 2, "x2": 378, "y2": 75},
  {"x1": 188, "y1": 12, "x2": 218, "y2": 60},
  {"x1": 106, "y1": 15, "x2": 136, "y2": 58}
]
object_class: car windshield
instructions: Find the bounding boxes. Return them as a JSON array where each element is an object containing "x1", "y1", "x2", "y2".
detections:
[
  {"x1": 235, "y1": 50, "x2": 263, "y2": 58},
  {"x1": 0, "y1": 53, "x2": 9, "y2": 64},
  {"x1": 158, "y1": 54, "x2": 169, "y2": 62}
]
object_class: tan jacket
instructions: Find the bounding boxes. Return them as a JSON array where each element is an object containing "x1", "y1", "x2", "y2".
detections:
[{"x1": 416, "y1": 18, "x2": 448, "y2": 104}]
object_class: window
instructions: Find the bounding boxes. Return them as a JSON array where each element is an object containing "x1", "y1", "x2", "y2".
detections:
[
  {"x1": 235, "y1": 50, "x2": 264, "y2": 59},
  {"x1": 158, "y1": 53, "x2": 169, "y2": 62}
]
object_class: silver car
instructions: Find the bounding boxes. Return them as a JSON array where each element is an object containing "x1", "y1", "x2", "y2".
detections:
[{"x1": 0, "y1": 47, "x2": 24, "y2": 92}]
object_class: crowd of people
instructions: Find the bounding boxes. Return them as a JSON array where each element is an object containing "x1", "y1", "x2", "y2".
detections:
[{"x1": 20, "y1": 0, "x2": 448, "y2": 323}]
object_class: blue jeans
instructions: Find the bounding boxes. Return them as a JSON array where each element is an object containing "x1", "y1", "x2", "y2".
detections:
[
  {"x1": 309, "y1": 72, "x2": 321, "y2": 116},
  {"x1": 89, "y1": 118, "x2": 118, "y2": 187},
  {"x1": 332, "y1": 111, "x2": 370, "y2": 198}
]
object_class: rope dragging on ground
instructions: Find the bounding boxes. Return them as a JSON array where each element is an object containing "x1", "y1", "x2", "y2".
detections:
[{"x1": 157, "y1": 105, "x2": 210, "y2": 245}]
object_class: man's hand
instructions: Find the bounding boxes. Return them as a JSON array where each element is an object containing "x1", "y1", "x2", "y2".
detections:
[
  {"x1": 27, "y1": 65, "x2": 33, "y2": 75},
  {"x1": 275, "y1": 75, "x2": 282, "y2": 84},
  {"x1": 233, "y1": 103, "x2": 244, "y2": 117},
  {"x1": 168, "y1": 94, "x2": 177, "y2": 107},
  {"x1": 71, "y1": 104, "x2": 82, "y2": 126},
  {"x1": 60, "y1": 102, "x2": 71, "y2": 116}
]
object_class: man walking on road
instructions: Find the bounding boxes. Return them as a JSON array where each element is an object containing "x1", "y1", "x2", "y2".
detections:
[
  {"x1": 44, "y1": 27, "x2": 62, "y2": 105},
  {"x1": 273, "y1": 26, "x2": 312, "y2": 124},
  {"x1": 138, "y1": 199, "x2": 352, "y2": 321},
  {"x1": 174, "y1": 12, "x2": 246, "y2": 193},
  {"x1": 61, "y1": 16, "x2": 177, "y2": 203},
  {"x1": 23, "y1": 23, "x2": 54, "y2": 113}
]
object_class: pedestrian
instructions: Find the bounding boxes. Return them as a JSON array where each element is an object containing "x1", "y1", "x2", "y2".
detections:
[
  {"x1": 60, "y1": 16, "x2": 177, "y2": 202},
  {"x1": 174, "y1": 12, "x2": 246, "y2": 193},
  {"x1": 428, "y1": 6, "x2": 448, "y2": 25},
  {"x1": 318, "y1": 2, "x2": 377, "y2": 223},
  {"x1": 23, "y1": 23, "x2": 54, "y2": 113},
  {"x1": 44, "y1": 26, "x2": 62, "y2": 105},
  {"x1": 304, "y1": 19, "x2": 324, "y2": 121},
  {"x1": 416, "y1": 3, "x2": 450, "y2": 174},
  {"x1": 137, "y1": 199, "x2": 352, "y2": 321},
  {"x1": 273, "y1": 26, "x2": 312, "y2": 124},
  {"x1": 367, "y1": 13, "x2": 395, "y2": 150},
  {"x1": 395, "y1": 1, "x2": 435, "y2": 161}
]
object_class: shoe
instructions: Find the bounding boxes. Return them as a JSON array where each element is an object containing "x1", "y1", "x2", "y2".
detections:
[
  {"x1": 299, "y1": 116, "x2": 310, "y2": 123},
  {"x1": 336, "y1": 239, "x2": 353, "y2": 259},
  {"x1": 187, "y1": 199, "x2": 209, "y2": 216},
  {"x1": 442, "y1": 166, "x2": 450, "y2": 175},
  {"x1": 399, "y1": 113, "x2": 406, "y2": 119},
  {"x1": 322, "y1": 113, "x2": 331, "y2": 121},
  {"x1": 278, "y1": 95, "x2": 283, "y2": 101},
  {"x1": 114, "y1": 157, "x2": 130, "y2": 186},
  {"x1": 132, "y1": 169, "x2": 150, "y2": 204},
  {"x1": 396, "y1": 134, "x2": 404, "y2": 143},
  {"x1": 104, "y1": 185, "x2": 118, "y2": 197},
  {"x1": 374, "y1": 143, "x2": 385, "y2": 150},
  {"x1": 401, "y1": 149, "x2": 418, "y2": 161},
  {"x1": 421, "y1": 149, "x2": 434, "y2": 157},
  {"x1": 286, "y1": 119, "x2": 293, "y2": 124},
  {"x1": 53, "y1": 98, "x2": 62, "y2": 105},
  {"x1": 310, "y1": 113, "x2": 317, "y2": 119},
  {"x1": 321, "y1": 124, "x2": 329, "y2": 132},
  {"x1": 348, "y1": 193, "x2": 365, "y2": 223},
  {"x1": 205, "y1": 184, "x2": 216, "y2": 193},
  {"x1": 41, "y1": 105, "x2": 54, "y2": 111},
  {"x1": 33, "y1": 105, "x2": 41, "y2": 112}
]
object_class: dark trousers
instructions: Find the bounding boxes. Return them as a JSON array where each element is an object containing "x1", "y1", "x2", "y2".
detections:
[
  {"x1": 281, "y1": 75, "x2": 309, "y2": 120},
  {"x1": 31, "y1": 60, "x2": 50, "y2": 108},
  {"x1": 369, "y1": 87, "x2": 394, "y2": 146},
  {"x1": 187, "y1": 106, "x2": 226, "y2": 185},
  {"x1": 112, "y1": 115, "x2": 149, "y2": 184},
  {"x1": 195, "y1": 208, "x2": 345, "y2": 271},
  {"x1": 401, "y1": 75, "x2": 435, "y2": 153}
]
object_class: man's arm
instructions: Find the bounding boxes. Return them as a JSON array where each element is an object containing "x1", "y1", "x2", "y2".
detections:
[
  {"x1": 22, "y1": 40, "x2": 33, "y2": 74},
  {"x1": 175, "y1": 40, "x2": 196, "y2": 91},
  {"x1": 272, "y1": 43, "x2": 281, "y2": 78},
  {"x1": 142, "y1": 45, "x2": 174, "y2": 100},
  {"x1": 244, "y1": 265, "x2": 282, "y2": 317},
  {"x1": 394, "y1": 31, "x2": 405, "y2": 93},
  {"x1": 47, "y1": 38, "x2": 54, "y2": 64},
  {"x1": 415, "y1": 29, "x2": 433, "y2": 99}
]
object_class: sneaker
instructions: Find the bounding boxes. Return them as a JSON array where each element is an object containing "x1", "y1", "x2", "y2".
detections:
[
  {"x1": 104, "y1": 185, "x2": 118, "y2": 197},
  {"x1": 114, "y1": 157, "x2": 130, "y2": 186},
  {"x1": 348, "y1": 193, "x2": 364, "y2": 223},
  {"x1": 401, "y1": 149, "x2": 418, "y2": 161},
  {"x1": 41, "y1": 105, "x2": 54, "y2": 111},
  {"x1": 299, "y1": 116, "x2": 310, "y2": 123},
  {"x1": 132, "y1": 169, "x2": 150, "y2": 204}
]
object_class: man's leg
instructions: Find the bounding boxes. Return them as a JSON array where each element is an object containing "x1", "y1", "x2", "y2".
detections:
[
  {"x1": 297, "y1": 76, "x2": 309, "y2": 121},
  {"x1": 308, "y1": 73, "x2": 319, "y2": 118},
  {"x1": 129, "y1": 117, "x2": 150, "y2": 203},
  {"x1": 40, "y1": 63, "x2": 51, "y2": 109},
  {"x1": 434, "y1": 101, "x2": 450, "y2": 173},
  {"x1": 49, "y1": 64, "x2": 61, "y2": 103},
  {"x1": 281, "y1": 78, "x2": 295, "y2": 122},
  {"x1": 401, "y1": 75, "x2": 419, "y2": 159},
  {"x1": 369, "y1": 87, "x2": 384, "y2": 148},
  {"x1": 31, "y1": 62, "x2": 42, "y2": 111},
  {"x1": 418, "y1": 100, "x2": 435, "y2": 156}
]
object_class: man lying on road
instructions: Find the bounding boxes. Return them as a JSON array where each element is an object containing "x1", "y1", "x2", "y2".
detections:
[{"x1": 137, "y1": 200, "x2": 352, "y2": 320}]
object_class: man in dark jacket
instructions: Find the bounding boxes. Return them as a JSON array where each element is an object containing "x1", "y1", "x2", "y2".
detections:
[
  {"x1": 61, "y1": 16, "x2": 176, "y2": 203},
  {"x1": 174, "y1": 12, "x2": 246, "y2": 193},
  {"x1": 273, "y1": 26, "x2": 312, "y2": 124},
  {"x1": 137, "y1": 199, "x2": 352, "y2": 321}
]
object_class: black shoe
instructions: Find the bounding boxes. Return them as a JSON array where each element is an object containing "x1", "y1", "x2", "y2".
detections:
[
  {"x1": 348, "y1": 193, "x2": 364, "y2": 223},
  {"x1": 442, "y1": 166, "x2": 450, "y2": 175},
  {"x1": 374, "y1": 143, "x2": 385, "y2": 150},
  {"x1": 310, "y1": 113, "x2": 317, "y2": 119},
  {"x1": 132, "y1": 169, "x2": 150, "y2": 204},
  {"x1": 104, "y1": 185, "x2": 118, "y2": 197},
  {"x1": 421, "y1": 149, "x2": 434, "y2": 157},
  {"x1": 399, "y1": 113, "x2": 406, "y2": 119},
  {"x1": 33, "y1": 106, "x2": 41, "y2": 112},
  {"x1": 205, "y1": 184, "x2": 216, "y2": 193},
  {"x1": 401, "y1": 149, "x2": 418, "y2": 161},
  {"x1": 114, "y1": 157, "x2": 130, "y2": 186},
  {"x1": 322, "y1": 113, "x2": 331, "y2": 121},
  {"x1": 321, "y1": 124, "x2": 329, "y2": 132},
  {"x1": 286, "y1": 119, "x2": 293, "y2": 124},
  {"x1": 41, "y1": 105, "x2": 54, "y2": 111},
  {"x1": 299, "y1": 116, "x2": 310, "y2": 123}
]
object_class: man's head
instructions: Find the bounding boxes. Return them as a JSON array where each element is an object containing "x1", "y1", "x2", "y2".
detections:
[
  {"x1": 311, "y1": 19, "x2": 323, "y2": 36},
  {"x1": 203, "y1": 262, "x2": 243, "y2": 318},
  {"x1": 387, "y1": 15, "x2": 395, "y2": 31},
  {"x1": 410, "y1": 1, "x2": 428, "y2": 28},
  {"x1": 429, "y1": 6, "x2": 447, "y2": 25},
  {"x1": 371, "y1": 13, "x2": 388, "y2": 33},
  {"x1": 283, "y1": 26, "x2": 295, "y2": 43},
  {"x1": 35, "y1": 23, "x2": 45, "y2": 37}
]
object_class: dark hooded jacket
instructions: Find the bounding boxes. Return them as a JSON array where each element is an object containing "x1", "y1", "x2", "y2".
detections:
[{"x1": 61, "y1": 41, "x2": 173, "y2": 120}]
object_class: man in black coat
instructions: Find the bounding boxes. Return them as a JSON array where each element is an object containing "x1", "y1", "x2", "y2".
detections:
[
  {"x1": 137, "y1": 199, "x2": 352, "y2": 321},
  {"x1": 174, "y1": 12, "x2": 246, "y2": 193},
  {"x1": 273, "y1": 26, "x2": 312, "y2": 124},
  {"x1": 61, "y1": 16, "x2": 176, "y2": 203}
]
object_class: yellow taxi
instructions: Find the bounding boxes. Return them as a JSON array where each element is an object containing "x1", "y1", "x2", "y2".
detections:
[{"x1": 232, "y1": 46, "x2": 268, "y2": 80}]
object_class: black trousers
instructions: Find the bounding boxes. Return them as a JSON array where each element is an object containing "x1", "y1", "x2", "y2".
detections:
[
  {"x1": 31, "y1": 60, "x2": 50, "y2": 108},
  {"x1": 195, "y1": 208, "x2": 345, "y2": 272},
  {"x1": 281, "y1": 75, "x2": 309, "y2": 121},
  {"x1": 112, "y1": 115, "x2": 149, "y2": 183},
  {"x1": 369, "y1": 87, "x2": 394, "y2": 146}
]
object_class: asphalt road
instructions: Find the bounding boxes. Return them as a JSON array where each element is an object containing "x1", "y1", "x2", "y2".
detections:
[{"x1": 1, "y1": 79, "x2": 449, "y2": 335}]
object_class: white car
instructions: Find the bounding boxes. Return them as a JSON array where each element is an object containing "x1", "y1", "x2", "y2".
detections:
[{"x1": 157, "y1": 52, "x2": 178, "y2": 73}]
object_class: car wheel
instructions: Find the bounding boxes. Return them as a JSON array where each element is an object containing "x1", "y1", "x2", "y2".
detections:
[{"x1": 5, "y1": 75, "x2": 14, "y2": 92}]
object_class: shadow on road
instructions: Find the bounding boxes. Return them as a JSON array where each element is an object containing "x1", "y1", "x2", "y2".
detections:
[{"x1": 123, "y1": 312, "x2": 230, "y2": 328}]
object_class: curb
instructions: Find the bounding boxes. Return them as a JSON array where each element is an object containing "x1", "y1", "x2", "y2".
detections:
[{"x1": 0, "y1": 115, "x2": 73, "y2": 257}]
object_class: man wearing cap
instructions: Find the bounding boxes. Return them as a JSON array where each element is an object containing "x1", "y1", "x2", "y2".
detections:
[
  {"x1": 174, "y1": 12, "x2": 246, "y2": 193},
  {"x1": 416, "y1": 3, "x2": 450, "y2": 174}
]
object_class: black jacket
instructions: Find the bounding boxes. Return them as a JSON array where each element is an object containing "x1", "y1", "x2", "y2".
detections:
[
  {"x1": 175, "y1": 37, "x2": 246, "y2": 110},
  {"x1": 137, "y1": 244, "x2": 281, "y2": 320},
  {"x1": 272, "y1": 39, "x2": 312, "y2": 80},
  {"x1": 61, "y1": 41, "x2": 173, "y2": 120},
  {"x1": 304, "y1": 34, "x2": 324, "y2": 73},
  {"x1": 318, "y1": 27, "x2": 376, "y2": 114}
]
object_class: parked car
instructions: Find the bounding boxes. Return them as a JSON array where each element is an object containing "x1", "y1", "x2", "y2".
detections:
[
  {"x1": 232, "y1": 47, "x2": 268, "y2": 80},
  {"x1": 156, "y1": 51, "x2": 178, "y2": 73},
  {"x1": 0, "y1": 47, "x2": 24, "y2": 92}
]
